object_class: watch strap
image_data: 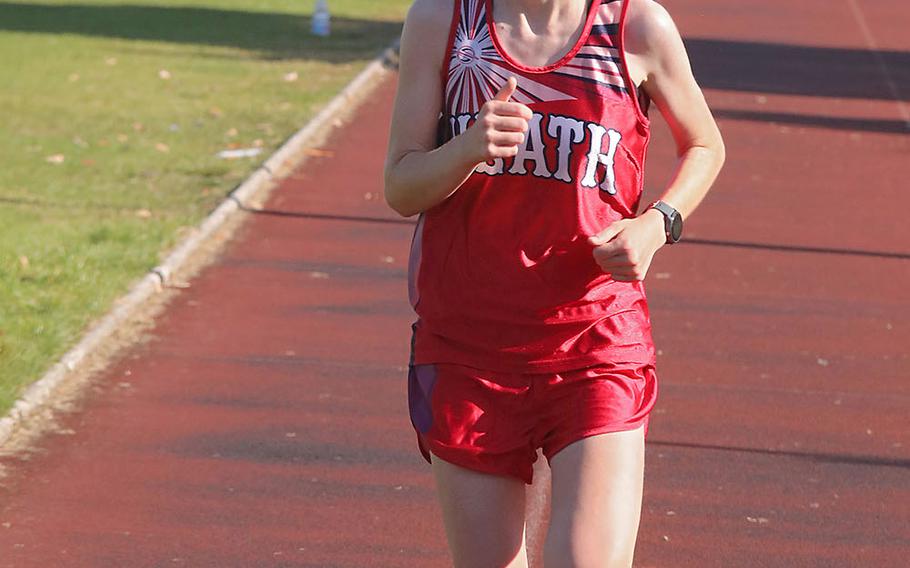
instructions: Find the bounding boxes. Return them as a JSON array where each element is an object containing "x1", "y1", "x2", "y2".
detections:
[{"x1": 648, "y1": 200, "x2": 682, "y2": 244}]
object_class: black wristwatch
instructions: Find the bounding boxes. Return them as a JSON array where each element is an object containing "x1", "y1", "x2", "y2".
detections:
[{"x1": 648, "y1": 200, "x2": 683, "y2": 244}]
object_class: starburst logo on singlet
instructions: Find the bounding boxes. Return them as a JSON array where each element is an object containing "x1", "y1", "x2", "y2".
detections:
[
  {"x1": 446, "y1": 0, "x2": 577, "y2": 115},
  {"x1": 456, "y1": 42, "x2": 481, "y2": 65}
]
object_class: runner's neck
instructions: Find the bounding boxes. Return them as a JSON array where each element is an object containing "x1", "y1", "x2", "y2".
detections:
[{"x1": 488, "y1": 0, "x2": 596, "y2": 70}]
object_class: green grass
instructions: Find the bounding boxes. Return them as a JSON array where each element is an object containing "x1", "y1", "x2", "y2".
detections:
[{"x1": 0, "y1": 0, "x2": 410, "y2": 415}]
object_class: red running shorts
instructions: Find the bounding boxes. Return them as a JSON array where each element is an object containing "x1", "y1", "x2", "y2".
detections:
[{"x1": 407, "y1": 360, "x2": 658, "y2": 485}]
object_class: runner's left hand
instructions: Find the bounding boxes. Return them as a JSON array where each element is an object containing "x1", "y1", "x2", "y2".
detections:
[{"x1": 587, "y1": 209, "x2": 666, "y2": 281}]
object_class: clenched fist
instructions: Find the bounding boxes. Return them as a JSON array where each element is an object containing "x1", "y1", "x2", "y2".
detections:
[
  {"x1": 460, "y1": 76, "x2": 533, "y2": 164},
  {"x1": 588, "y1": 209, "x2": 667, "y2": 281}
]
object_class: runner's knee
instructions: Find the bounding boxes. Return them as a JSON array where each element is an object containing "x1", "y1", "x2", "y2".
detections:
[{"x1": 543, "y1": 525, "x2": 634, "y2": 568}]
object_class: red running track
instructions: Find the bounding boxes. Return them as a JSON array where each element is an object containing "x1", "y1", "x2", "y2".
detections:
[{"x1": 1, "y1": 0, "x2": 908, "y2": 565}]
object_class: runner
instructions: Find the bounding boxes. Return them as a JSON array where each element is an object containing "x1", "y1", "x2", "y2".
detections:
[{"x1": 384, "y1": 0, "x2": 724, "y2": 565}]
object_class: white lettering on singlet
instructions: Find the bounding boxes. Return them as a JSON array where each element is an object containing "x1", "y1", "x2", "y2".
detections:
[
  {"x1": 546, "y1": 115, "x2": 585, "y2": 183},
  {"x1": 508, "y1": 113, "x2": 551, "y2": 178},
  {"x1": 475, "y1": 157, "x2": 505, "y2": 175},
  {"x1": 450, "y1": 111, "x2": 623, "y2": 191},
  {"x1": 452, "y1": 114, "x2": 472, "y2": 136},
  {"x1": 581, "y1": 124, "x2": 622, "y2": 194}
]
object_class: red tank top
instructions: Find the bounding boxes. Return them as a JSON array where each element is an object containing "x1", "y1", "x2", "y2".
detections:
[{"x1": 407, "y1": 0, "x2": 655, "y2": 373}]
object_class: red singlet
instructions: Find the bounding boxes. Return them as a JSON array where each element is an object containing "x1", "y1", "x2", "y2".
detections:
[{"x1": 407, "y1": 0, "x2": 655, "y2": 373}]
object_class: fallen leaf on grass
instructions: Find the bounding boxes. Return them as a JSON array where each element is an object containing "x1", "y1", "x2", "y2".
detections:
[
  {"x1": 116, "y1": 134, "x2": 129, "y2": 143},
  {"x1": 135, "y1": 209, "x2": 152, "y2": 218},
  {"x1": 158, "y1": 69, "x2": 171, "y2": 80},
  {"x1": 104, "y1": 57, "x2": 117, "y2": 66},
  {"x1": 19, "y1": 256, "x2": 29, "y2": 269},
  {"x1": 45, "y1": 154, "x2": 65, "y2": 164},
  {"x1": 283, "y1": 71, "x2": 299, "y2": 82},
  {"x1": 216, "y1": 147, "x2": 262, "y2": 159},
  {"x1": 68, "y1": 73, "x2": 79, "y2": 82},
  {"x1": 155, "y1": 142, "x2": 170, "y2": 153},
  {"x1": 226, "y1": 127, "x2": 238, "y2": 137},
  {"x1": 208, "y1": 106, "x2": 223, "y2": 118},
  {"x1": 133, "y1": 122, "x2": 144, "y2": 132}
]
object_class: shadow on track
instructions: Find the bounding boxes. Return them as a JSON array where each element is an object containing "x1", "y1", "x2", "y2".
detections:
[
  {"x1": 0, "y1": 2, "x2": 402, "y2": 61},
  {"x1": 712, "y1": 108, "x2": 910, "y2": 134},
  {"x1": 685, "y1": 38, "x2": 910, "y2": 101}
]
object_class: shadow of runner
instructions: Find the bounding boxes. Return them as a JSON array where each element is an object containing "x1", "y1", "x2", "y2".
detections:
[
  {"x1": 0, "y1": 2, "x2": 403, "y2": 61},
  {"x1": 685, "y1": 37, "x2": 910, "y2": 101}
]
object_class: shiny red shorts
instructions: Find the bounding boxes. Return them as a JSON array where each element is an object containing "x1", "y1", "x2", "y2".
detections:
[{"x1": 408, "y1": 360, "x2": 658, "y2": 485}]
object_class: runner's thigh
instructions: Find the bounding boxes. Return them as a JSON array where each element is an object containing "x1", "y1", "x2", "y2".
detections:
[
  {"x1": 544, "y1": 425, "x2": 646, "y2": 568},
  {"x1": 431, "y1": 453, "x2": 530, "y2": 568}
]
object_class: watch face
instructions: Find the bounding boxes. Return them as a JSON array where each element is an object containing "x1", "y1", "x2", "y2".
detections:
[{"x1": 670, "y1": 216, "x2": 683, "y2": 242}]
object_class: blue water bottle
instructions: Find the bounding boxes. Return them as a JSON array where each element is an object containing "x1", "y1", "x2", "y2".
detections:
[{"x1": 312, "y1": 0, "x2": 331, "y2": 37}]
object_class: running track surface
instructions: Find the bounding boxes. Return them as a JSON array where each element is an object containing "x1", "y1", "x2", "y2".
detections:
[{"x1": 1, "y1": 1, "x2": 908, "y2": 566}]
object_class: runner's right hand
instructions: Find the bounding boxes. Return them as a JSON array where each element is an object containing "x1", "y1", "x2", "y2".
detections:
[{"x1": 460, "y1": 77, "x2": 533, "y2": 164}]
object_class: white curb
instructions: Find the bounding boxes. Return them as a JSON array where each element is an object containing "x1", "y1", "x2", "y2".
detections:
[{"x1": 0, "y1": 42, "x2": 400, "y2": 448}]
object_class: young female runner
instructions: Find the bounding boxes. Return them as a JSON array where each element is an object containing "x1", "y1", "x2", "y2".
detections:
[{"x1": 384, "y1": 0, "x2": 725, "y2": 566}]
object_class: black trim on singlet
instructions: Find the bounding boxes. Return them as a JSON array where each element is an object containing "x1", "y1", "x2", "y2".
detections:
[
  {"x1": 571, "y1": 54, "x2": 623, "y2": 63},
  {"x1": 589, "y1": 23, "x2": 620, "y2": 36},
  {"x1": 550, "y1": 69, "x2": 630, "y2": 95}
]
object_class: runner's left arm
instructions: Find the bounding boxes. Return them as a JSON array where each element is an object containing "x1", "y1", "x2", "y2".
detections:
[{"x1": 590, "y1": 0, "x2": 725, "y2": 281}]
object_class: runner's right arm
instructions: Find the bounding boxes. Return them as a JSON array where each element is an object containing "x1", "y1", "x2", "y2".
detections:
[{"x1": 384, "y1": 0, "x2": 531, "y2": 218}]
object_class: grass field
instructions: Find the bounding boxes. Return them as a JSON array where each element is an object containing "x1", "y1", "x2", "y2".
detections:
[{"x1": 0, "y1": 0, "x2": 411, "y2": 416}]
